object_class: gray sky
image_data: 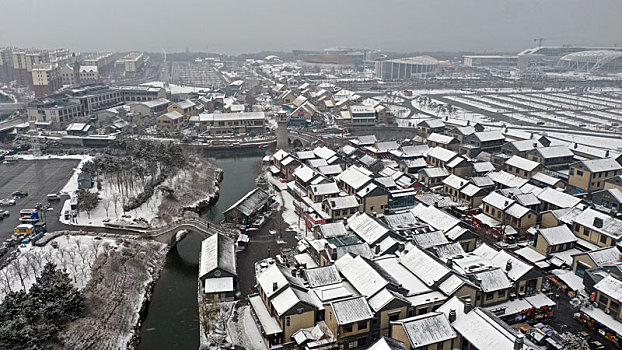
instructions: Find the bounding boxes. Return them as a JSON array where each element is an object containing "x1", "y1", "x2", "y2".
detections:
[{"x1": 1, "y1": 0, "x2": 621, "y2": 54}]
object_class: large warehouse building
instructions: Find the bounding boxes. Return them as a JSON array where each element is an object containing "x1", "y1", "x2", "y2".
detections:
[{"x1": 375, "y1": 56, "x2": 439, "y2": 80}]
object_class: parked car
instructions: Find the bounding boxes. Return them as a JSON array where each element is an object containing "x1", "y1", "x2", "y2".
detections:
[
  {"x1": 46, "y1": 193, "x2": 61, "y2": 201},
  {"x1": 12, "y1": 191, "x2": 28, "y2": 198},
  {"x1": 0, "y1": 209, "x2": 9, "y2": 217},
  {"x1": 0, "y1": 199, "x2": 16, "y2": 206}
]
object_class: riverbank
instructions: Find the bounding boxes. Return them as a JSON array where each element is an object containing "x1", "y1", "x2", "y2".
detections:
[
  {"x1": 155, "y1": 154, "x2": 223, "y2": 225},
  {"x1": 53, "y1": 235, "x2": 168, "y2": 349}
]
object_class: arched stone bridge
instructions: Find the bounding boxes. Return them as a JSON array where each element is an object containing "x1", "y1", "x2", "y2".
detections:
[{"x1": 144, "y1": 218, "x2": 232, "y2": 247}]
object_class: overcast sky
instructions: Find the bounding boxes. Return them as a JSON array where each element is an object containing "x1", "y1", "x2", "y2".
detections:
[{"x1": 1, "y1": 0, "x2": 621, "y2": 54}]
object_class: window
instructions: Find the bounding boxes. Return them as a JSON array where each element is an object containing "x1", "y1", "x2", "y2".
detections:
[
  {"x1": 599, "y1": 294, "x2": 609, "y2": 306},
  {"x1": 600, "y1": 235, "x2": 608, "y2": 244},
  {"x1": 286, "y1": 317, "x2": 290, "y2": 327},
  {"x1": 357, "y1": 321, "x2": 367, "y2": 330},
  {"x1": 498, "y1": 290, "x2": 506, "y2": 298},
  {"x1": 343, "y1": 324, "x2": 352, "y2": 332},
  {"x1": 486, "y1": 293, "x2": 494, "y2": 301},
  {"x1": 577, "y1": 170, "x2": 583, "y2": 176},
  {"x1": 389, "y1": 313, "x2": 400, "y2": 322}
]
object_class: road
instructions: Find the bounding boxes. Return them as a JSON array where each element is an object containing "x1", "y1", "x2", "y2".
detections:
[{"x1": 0, "y1": 159, "x2": 79, "y2": 242}]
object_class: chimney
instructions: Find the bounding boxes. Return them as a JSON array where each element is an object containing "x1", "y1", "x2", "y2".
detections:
[
  {"x1": 446, "y1": 258, "x2": 453, "y2": 269},
  {"x1": 467, "y1": 120, "x2": 470, "y2": 126},
  {"x1": 273, "y1": 282, "x2": 278, "y2": 292},
  {"x1": 398, "y1": 243, "x2": 405, "y2": 252},
  {"x1": 449, "y1": 309, "x2": 457, "y2": 323},
  {"x1": 506, "y1": 260, "x2": 513, "y2": 271},
  {"x1": 574, "y1": 143, "x2": 578, "y2": 149},
  {"x1": 464, "y1": 300, "x2": 473, "y2": 314},
  {"x1": 514, "y1": 334, "x2": 524, "y2": 350},
  {"x1": 375, "y1": 245, "x2": 381, "y2": 254},
  {"x1": 606, "y1": 150, "x2": 610, "y2": 157},
  {"x1": 533, "y1": 143, "x2": 537, "y2": 148},
  {"x1": 594, "y1": 217, "x2": 604, "y2": 228}
]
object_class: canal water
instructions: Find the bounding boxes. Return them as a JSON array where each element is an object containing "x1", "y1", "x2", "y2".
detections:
[{"x1": 138, "y1": 149, "x2": 266, "y2": 350}]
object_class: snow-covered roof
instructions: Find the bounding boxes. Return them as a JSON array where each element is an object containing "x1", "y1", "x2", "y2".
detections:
[
  {"x1": 504, "y1": 203, "x2": 531, "y2": 219},
  {"x1": 305, "y1": 265, "x2": 341, "y2": 288},
  {"x1": 249, "y1": 294, "x2": 282, "y2": 335},
  {"x1": 537, "y1": 187, "x2": 581, "y2": 209},
  {"x1": 514, "y1": 247, "x2": 546, "y2": 264},
  {"x1": 399, "y1": 145, "x2": 429, "y2": 158},
  {"x1": 452, "y1": 307, "x2": 535, "y2": 350},
  {"x1": 296, "y1": 150, "x2": 316, "y2": 160},
  {"x1": 473, "y1": 131, "x2": 504, "y2": 142},
  {"x1": 427, "y1": 146, "x2": 458, "y2": 163},
  {"x1": 577, "y1": 158, "x2": 622, "y2": 173},
  {"x1": 329, "y1": 296, "x2": 374, "y2": 325},
  {"x1": 461, "y1": 183, "x2": 484, "y2": 197},
  {"x1": 161, "y1": 110, "x2": 184, "y2": 120},
  {"x1": 317, "y1": 165, "x2": 343, "y2": 176},
  {"x1": 294, "y1": 165, "x2": 318, "y2": 183},
  {"x1": 482, "y1": 191, "x2": 514, "y2": 210},
  {"x1": 325, "y1": 195, "x2": 359, "y2": 210},
  {"x1": 257, "y1": 263, "x2": 305, "y2": 299},
  {"x1": 489, "y1": 250, "x2": 532, "y2": 282},
  {"x1": 399, "y1": 246, "x2": 450, "y2": 287},
  {"x1": 199, "y1": 234, "x2": 236, "y2": 278},
  {"x1": 472, "y1": 162, "x2": 495, "y2": 174},
  {"x1": 434, "y1": 243, "x2": 467, "y2": 261},
  {"x1": 472, "y1": 268, "x2": 512, "y2": 292},
  {"x1": 395, "y1": 312, "x2": 457, "y2": 348},
  {"x1": 336, "y1": 254, "x2": 388, "y2": 297},
  {"x1": 174, "y1": 99, "x2": 195, "y2": 109},
  {"x1": 532, "y1": 145, "x2": 574, "y2": 159},
  {"x1": 421, "y1": 167, "x2": 450, "y2": 178},
  {"x1": 318, "y1": 222, "x2": 348, "y2": 238},
  {"x1": 309, "y1": 182, "x2": 339, "y2": 196},
  {"x1": 428, "y1": 133, "x2": 456, "y2": 145},
  {"x1": 224, "y1": 188, "x2": 271, "y2": 216},
  {"x1": 367, "y1": 337, "x2": 407, "y2": 350},
  {"x1": 587, "y1": 247, "x2": 622, "y2": 266},
  {"x1": 471, "y1": 176, "x2": 495, "y2": 188},
  {"x1": 538, "y1": 225, "x2": 577, "y2": 246},
  {"x1": 273, "y1": 149, "x2": 290, "y2": 161},
  {"x1": 487, "y1": 171, "x2": 528, "y2": 188},
  {"x1": 347, "y1": 212, "x2": 389, "y2": 245},
  {"x1": 412, "y1": 231, "x2": 449, "y2": 249},
  {"x1": 313, "y1": 146, "x2": 336, "y2": 160},
  {"x1": 442, "y1": 174, "x2": 468, "y2": 190},
  {"x1": 574, "y1": 208, "x2": 622, "y2": 240},
  {"x1": 505, "y1": 155, "x2": 540, "y2": 172},
  {"x1": 337, "y1": 167, "x2": 372, "y2": 190},
  {"x1": 438, "y1": 274, "x2": 466, "y2": 296},
  {"x1": 510, "y1": 139, "x2": 542, "y2": 152},
  {"x1": 374, "y1": 256, "x2": 431, "y2": 296},
  {"x1": 368, "y1": 287, "x2": 409, "y2": 312},
  {"x1": 594, "y1": 275, "x2": 622, "y2": 302},
  {"x1": 418, "y1": 118, "x2": 446, "y2": 128},
  {"x1": 271, "y1": 286, "x2": 320, "y2": 316},
  {"x1": 204, "y1": 277, "x2": 234, "y2": 293},
  {"x1": 410, "y1": 205, "x2": 460, "y2": 233}
]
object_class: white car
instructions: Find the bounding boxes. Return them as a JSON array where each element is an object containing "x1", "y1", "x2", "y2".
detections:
[{"x1": 0, "y1": 199, "x2": 16, "y2": 206}]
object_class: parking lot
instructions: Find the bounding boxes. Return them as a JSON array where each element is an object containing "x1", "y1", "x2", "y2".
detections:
[{"x1": 0, "y1": 159, "x2": 79, "y2": 243}]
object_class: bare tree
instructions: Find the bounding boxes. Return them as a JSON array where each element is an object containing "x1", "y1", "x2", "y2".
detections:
[{"x1": 11, "y1": 259, "x2": 27, "y2": 290}]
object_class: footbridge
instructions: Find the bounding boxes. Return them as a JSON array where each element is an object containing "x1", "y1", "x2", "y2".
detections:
[{"x1": 145, "y1": 218, "x2": 234, "y2": 247}]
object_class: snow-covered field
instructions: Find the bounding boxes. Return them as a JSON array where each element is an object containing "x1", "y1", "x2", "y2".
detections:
[{"x1": 0, "y1": 234, "x2": 117, "y2": 302}]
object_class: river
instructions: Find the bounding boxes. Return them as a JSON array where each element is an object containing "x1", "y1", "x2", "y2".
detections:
[{"x1": 138, "y1": 149, "x2": 267, "y2": 350}]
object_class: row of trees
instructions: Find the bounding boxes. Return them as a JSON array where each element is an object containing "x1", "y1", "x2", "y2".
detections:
[{"x1": 0, "y1": 263, "x2": 84, "y2": 350}]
